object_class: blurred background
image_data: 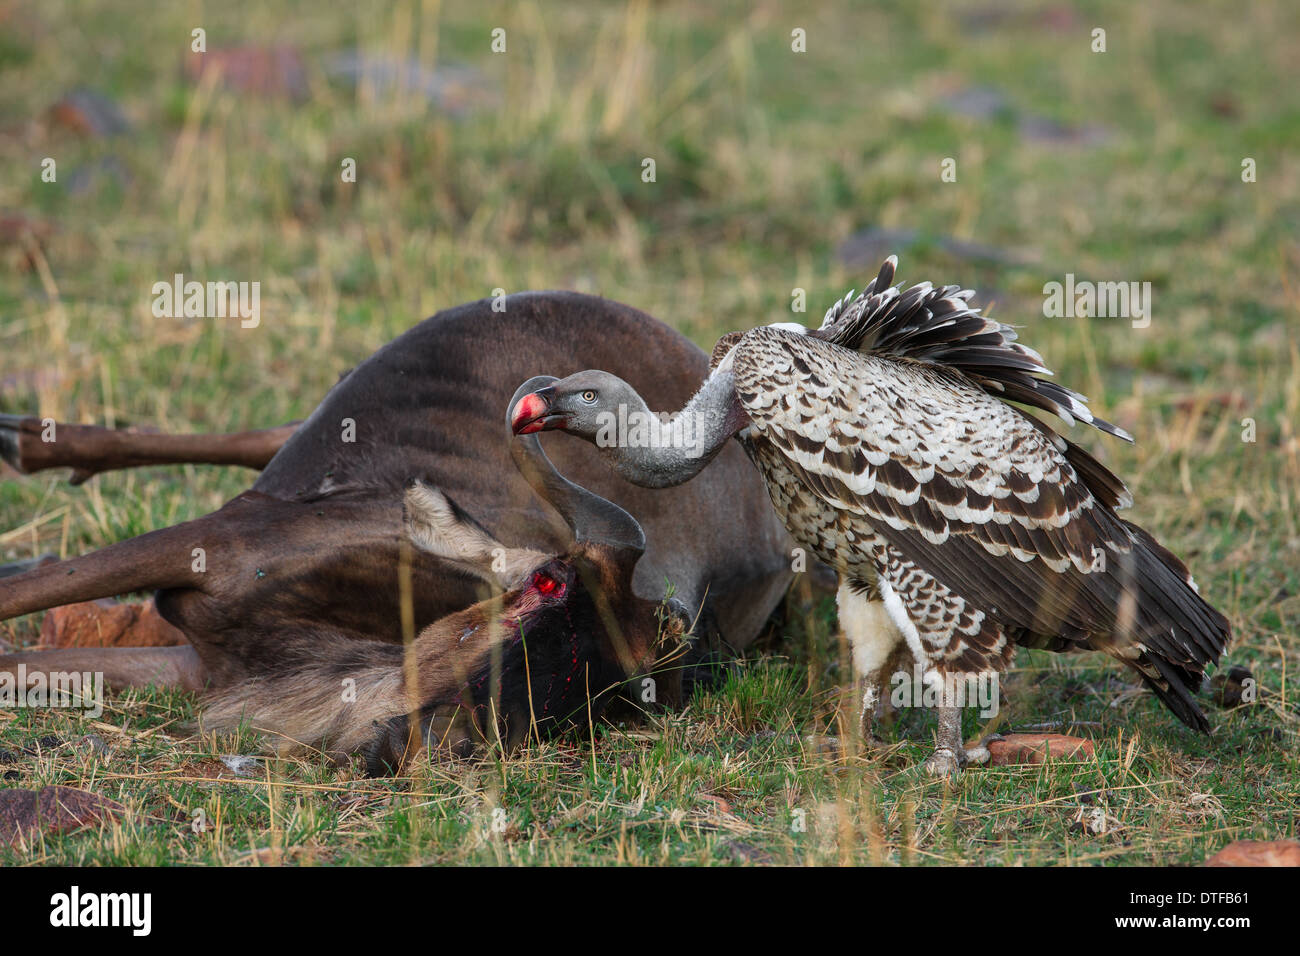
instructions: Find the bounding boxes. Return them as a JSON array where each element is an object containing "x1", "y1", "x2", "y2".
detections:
[
  {"x1": 2, "y1": 0, "x2": 1297, "y2": 661},
  {"x1": 0, "y1": 0, "x2": 1296, "y2": 865}
]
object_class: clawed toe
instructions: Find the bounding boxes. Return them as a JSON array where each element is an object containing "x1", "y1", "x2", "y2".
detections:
[
  {"x1": 924, "y1": 747, "x2": 962, "y2": 776},
  {"x1": 924, "y1": 738, "x2": 996, "y2": 776},
  {"x1": 965, "y1": 733, "x2": 1003, "y2": 766}
]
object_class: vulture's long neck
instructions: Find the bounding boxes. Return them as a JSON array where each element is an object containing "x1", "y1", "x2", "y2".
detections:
[{"x1": 601, "y1": 369, "x2": 748, "y2": 488}]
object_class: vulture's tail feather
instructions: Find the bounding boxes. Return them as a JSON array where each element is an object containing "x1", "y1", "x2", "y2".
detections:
[
  {"x1": 1114, "y1": 522, "x2": 1231, "y2": 732},
  {"x1": 1136, "y1": 652, "x2": 1211, "y2": 733}
]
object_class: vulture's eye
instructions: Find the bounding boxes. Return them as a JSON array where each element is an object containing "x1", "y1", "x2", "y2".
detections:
[
  {"x1": 531, "y1": 570, "x2": 563, "y2": 597},
  {"x1": 579, "y1": 390, "x2": 597, "y2": 404}
]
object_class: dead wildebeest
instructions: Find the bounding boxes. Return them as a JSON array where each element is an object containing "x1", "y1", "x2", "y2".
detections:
[{"x1": 0, "y1": 293, "x2": 793, "y2": 771}]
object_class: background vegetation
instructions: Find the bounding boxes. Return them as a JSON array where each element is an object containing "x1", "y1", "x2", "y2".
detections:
[{"x1": 0, "y1": 0, "x2": 1296, "y2": 864}]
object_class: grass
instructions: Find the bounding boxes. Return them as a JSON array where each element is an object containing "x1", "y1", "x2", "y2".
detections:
[{"x1": 0, "y1": 0, "x2": 1297, "y2": 865}]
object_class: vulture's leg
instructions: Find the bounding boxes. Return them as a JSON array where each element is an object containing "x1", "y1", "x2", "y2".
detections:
[
  {"x1": 837, "y1": 580, "x2": 902, "y2": 743},
  {"x1": 924, "y1": 704, "x2": 991, "y2": 776},
  {"x1": 871, "y1": 571, "x2": 1000, "y2": 775}
]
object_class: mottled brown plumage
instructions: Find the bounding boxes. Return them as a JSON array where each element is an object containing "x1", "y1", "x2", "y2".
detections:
[{"x1": 727, "y1": 258, "x2": 1229, "y2": 734}]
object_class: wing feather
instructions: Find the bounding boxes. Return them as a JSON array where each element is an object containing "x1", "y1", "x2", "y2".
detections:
[
  {"x1": 813, "y1": 255, "x2": 1133, "y2": 442},
  {"x1": 732, "y1": 328, "x2": 1226, "y2": 675}
]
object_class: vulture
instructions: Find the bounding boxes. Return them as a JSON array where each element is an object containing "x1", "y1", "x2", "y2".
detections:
[{"x1": 510, "y1": 256, "x2": 1231, "y2": 774}]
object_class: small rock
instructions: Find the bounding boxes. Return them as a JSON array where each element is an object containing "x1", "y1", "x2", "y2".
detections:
[
  {"x1": 1073, "y1": 783, "x2": 1102, "y2": 805},
  {"x1": 0, "y1": 214, "x2": 54, "y2": 246},
  {"x1": 1208, "y1": 92, "x2": 1240, "y2": 119},
  {"x1": 0, "y1": 213, "x2": 55, "y2": 271},
  {"x1": 697, "y1": 793, "x2": 733, "y2": 815},
  {"x1": 1208, "y1": 666, "x2": 1257, "y2": 708},
  {"x1": 65, "y1": 156, "x2": 131, "y2": 197},
  {"x1": 184, "y1": 46, "x2": 308, "y2": 100},
  {"x1": 939, "y1": 85, "x2": 1012, "y2": 121},
  {"x1": 41, "y1": 598, "x2": 187, "y2": 649},
  {"x1": 1017, "y1": 114, "x2": 1112, "y2": 146},
  {"x1": 25, "y1": 734, "x2": 63, "y2": 754},
  {"x1": 325, "y1": 53, "x2": 496, "y2": 115},
  {"x1": 836, "y1": 227, "x2": 1035, "y2": 270},
  {"x1": 47, "y1": 89, "x2": 131, "y2": 138},
  {"x1": 722, "y1": 840, "x2": 773, "y2": 864},
  {"x1": 0, "y1": 785, "x2": 125, "y2": 845},
  {"x1": 1206, "y1": 840, "x2": 1300, "y2": 867},
  {"x1": 935, "y1": 83, "x2": 1112, "y2": 147},
  {"x1": 986, "y1": 733, "x2": 1094, "y2": 766}
]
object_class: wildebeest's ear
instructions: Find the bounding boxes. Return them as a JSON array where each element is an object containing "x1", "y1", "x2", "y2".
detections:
[{"x1": 402, "y1": 480, "x2": 548, "y2": 589}]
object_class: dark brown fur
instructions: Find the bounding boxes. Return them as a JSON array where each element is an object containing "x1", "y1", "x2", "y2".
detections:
[
  {"x1": 199, "y1": 541, "x2": 672, "y2": 773},
  {"x1": 0, "y1": 293, "x2": 793, "y2": 770}
]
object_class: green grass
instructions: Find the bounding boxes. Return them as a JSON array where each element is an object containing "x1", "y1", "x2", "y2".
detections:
[{"x1": 1, "y1": 0, "x2": 1297, "y2": 865}]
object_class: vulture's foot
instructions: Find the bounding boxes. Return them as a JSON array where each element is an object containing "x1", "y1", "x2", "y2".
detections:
[
  {"x1": 923, "y1": 742, "x2": 990, "y2": 776},
  {"x1": 860, "y1": 709, "x2": 890, "y2": 748},
  {"x1": 964, "y1": 738, "x2": 994, "y2": 764},
  {"x1": 923, "y1": 747, "x2": 962, "y2": 776},
  {"x1": 924, "y1": 706, "x2": 990, "y2": 776},
  {"x1": 856, "y1": 683, "x2": 895, "y2": 747}
]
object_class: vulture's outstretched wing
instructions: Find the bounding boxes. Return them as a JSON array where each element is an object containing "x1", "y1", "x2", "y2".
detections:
[
  {"x1": 731, "y1": 326, "x2": 1229, "y2": 727},
  {"x1": 813, "y1": 255, "x2": 1134, "y2": 443}
]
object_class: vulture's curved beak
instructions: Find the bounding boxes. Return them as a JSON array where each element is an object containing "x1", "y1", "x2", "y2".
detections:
[{"x1": 510, "y1": 386, "x2": 564, "y2": 434}]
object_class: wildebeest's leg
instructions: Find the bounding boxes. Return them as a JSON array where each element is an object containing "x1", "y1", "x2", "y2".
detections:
[
  {"x1": 0, "y1": 645, "x2": 206, "y2": 692},
  {"x1": 0, "y1": 512, "x2": 220, "y2": 622},
  {"x1": 0, "y1": 414, "x2": 299, "y2": 484}
]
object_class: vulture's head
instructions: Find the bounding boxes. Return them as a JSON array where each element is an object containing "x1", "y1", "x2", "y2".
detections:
[
  {"x1": 510, "y1": 370, "x2": 636, "y2": 441},
  {"x1": 511, "y1": 368, "x2": 742, "y2": 490}
]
